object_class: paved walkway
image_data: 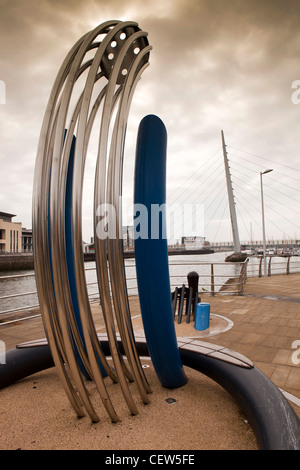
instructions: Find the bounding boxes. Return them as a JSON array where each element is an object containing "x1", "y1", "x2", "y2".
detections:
[
  {"x1": 0, "y1": 272, "x2": 300, "y2": 450},
  {"x1": 204, "y1": 273, "x2": 300, "y2": 400},
  {"x1": 1, "y1": 272, "x2": 300, "y2": 400}
]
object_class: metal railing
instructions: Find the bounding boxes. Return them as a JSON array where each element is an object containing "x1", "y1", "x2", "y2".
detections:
[
  {"x1": 0, "y1": 269, "x2": 102, "y2": 326},
  {"x1": 247, "y1": 255, "x2": 300, "y2": 278},
  {"x1": 3, "y1": 255, "x2": 300, "y2": 327},
  {"x1": 0, "y1": 259, "x2": 249, "y2": 327},
  {"x1": 168, "y1": 259, "x2": 248, "y2": 296}
]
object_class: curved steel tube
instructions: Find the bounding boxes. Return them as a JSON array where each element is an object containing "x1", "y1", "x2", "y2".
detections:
[
  {"x1": 106, "y1": 52, "x2": 153, "y2": 402},
  {"x1": 32, "y1": 20, "x2": 152, "y2": 422}
]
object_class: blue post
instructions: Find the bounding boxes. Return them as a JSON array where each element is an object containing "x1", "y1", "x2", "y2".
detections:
[
  {"x1": 195, "y1": 303, "x2": 210, "y2": 331},
  {"x1": 134, "y1": 114, "x2": 187, "y2": 389}
]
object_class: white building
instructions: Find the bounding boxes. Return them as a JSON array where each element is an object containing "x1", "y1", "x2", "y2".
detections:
[{"x1": 181, "y1": 236, "x2": 205, "y2": 250}]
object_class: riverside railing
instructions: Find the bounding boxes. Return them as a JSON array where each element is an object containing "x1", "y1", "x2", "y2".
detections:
[
  {"x1": 2, "y1": 255, "x2": 300, "y2": 326},
  {"x1": 0, "y1": 259, "x2": 249, "y2": 326},
  {"x1": 168, "y1": 259, "x2": 248, "y2": 297},
  {"x1": 247, "y1": 255, "x2": 300, "y2": 278},
  {"x1": 0, "y1": 267, "x2": 102, "y2": 326}
]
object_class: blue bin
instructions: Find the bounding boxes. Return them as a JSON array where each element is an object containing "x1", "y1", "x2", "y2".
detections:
[{"x1": 195, "y1": 303, "x2": 210, "y2": 331}]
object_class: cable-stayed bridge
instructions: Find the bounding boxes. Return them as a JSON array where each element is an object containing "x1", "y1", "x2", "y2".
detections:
[{"x1": 166, "y1": 131, "x2": 300, "y2": 251}]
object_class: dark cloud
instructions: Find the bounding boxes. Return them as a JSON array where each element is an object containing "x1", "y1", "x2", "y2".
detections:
[{"x1": 0, "y1": 0, "x2": 300, "y2": 241}]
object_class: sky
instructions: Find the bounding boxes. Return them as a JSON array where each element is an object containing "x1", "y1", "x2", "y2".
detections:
[{"x1": 1, "y1": 0, "x2": 300, "y2": 245}]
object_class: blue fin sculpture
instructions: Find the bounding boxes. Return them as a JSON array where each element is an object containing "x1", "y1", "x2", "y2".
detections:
[{"x1": 134, "y1": 114, "x2": 188, "y2": 389}]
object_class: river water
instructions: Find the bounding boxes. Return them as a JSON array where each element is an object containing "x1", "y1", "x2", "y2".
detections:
[{"x1": 0, "y1": 251, "x2": 299, "y2": 316}]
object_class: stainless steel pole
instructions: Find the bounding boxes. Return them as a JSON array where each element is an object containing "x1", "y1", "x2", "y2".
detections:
[{"x1": 260, "y1": 169, "x2": 273, "y2": 277}]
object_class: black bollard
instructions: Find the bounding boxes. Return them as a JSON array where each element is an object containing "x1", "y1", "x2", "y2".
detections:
[
  {"x1": 171, "y1": 287, "x2": 178, "y2": 317},
  {"x1": 187, "y1": 271, "x2": 200, "y2": 319},
  {"x1": 186, "y1": 287, "x2": 193, "y2": 323},
  {"x1": 178, "y1": 285, "x2": 185, "y2": 324},
  {"x1": 187, "y1": 271, "x2": 199, "y2": 295}
]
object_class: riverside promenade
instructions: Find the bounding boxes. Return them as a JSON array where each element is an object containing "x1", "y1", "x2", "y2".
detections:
[
  {"x1": 203, "y1": 273, "x2": 300, "y2": 400},
  {"x1": 0, "y1": 273, "x2": 299, "y2": 450}
]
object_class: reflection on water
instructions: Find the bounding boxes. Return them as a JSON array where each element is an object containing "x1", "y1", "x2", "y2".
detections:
[{"x1": 1, "y1": 251, "x2": 299, "y2": 314}]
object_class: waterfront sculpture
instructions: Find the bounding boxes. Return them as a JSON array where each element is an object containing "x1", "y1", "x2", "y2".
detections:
[
  {"x1": 1, "y1": 20, "x2": 300, "y2": 449},
  {"x1": 32, "y1": 20, "x2": 154, "y2": 423}
]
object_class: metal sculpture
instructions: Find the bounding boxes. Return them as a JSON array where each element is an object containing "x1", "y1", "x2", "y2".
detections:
[
  {"x1": 1, "y1": 19, "x2": 298, "y2": 450},
  {"x1": 172, "y1": 272, "x2": 200, "y2": 324},
  {"x1": 172, "y1": 285, "x2": 198, "y2": 324},
  {"x1": 32, "y1": 20, "x2": 152, "y2": 423},
  {"x1": 134, "y1": 114, "x2": 187, "y2": 388}
]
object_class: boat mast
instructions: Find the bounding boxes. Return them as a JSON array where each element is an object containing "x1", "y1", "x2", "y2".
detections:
[{"x1": 221, "y1": 130, "x2": 241, "y2": 253}]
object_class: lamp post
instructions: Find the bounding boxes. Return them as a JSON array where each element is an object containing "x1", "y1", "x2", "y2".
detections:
[{"x1": 260, "y1": 169, "x2": 273, "y2": 277}]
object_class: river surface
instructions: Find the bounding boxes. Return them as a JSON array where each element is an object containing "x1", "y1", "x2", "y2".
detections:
[{"x1": 0, "y1": 251, "x2": 299, "y2": 315}]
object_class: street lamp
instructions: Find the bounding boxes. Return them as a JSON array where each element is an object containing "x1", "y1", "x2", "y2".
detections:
[{"x1": 260, "y1": 169, "x2": 273, "y2": 277}]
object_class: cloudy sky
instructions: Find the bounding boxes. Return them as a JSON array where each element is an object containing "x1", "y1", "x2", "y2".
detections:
[{"x1": 1, "y1": 0, "x2": 300, "y2": 244}]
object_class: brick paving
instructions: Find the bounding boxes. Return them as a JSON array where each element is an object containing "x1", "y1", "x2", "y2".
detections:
[{"x1": 202, "y1": 273, "x2": 300, "y2": 400}]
